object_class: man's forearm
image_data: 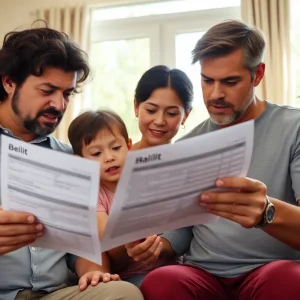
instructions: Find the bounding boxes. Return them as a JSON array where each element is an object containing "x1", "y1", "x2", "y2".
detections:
[
  {"x1": 160, "y1": 237, "x2": 176, "y2": 257},
  {"x1": 74, "y1": 252, "x2": 111, "y2": 278},
  {"x1": 263, "y1": 198, "x2": 300, "y2": 250}
]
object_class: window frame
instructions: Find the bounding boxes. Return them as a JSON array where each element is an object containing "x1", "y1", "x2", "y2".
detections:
[{"x1": 90, "y1": 6, "x2": 240, "y2": 67}]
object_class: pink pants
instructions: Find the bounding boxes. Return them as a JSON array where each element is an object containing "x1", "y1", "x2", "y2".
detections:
[{"x1": 140, "y1": 260, "x2": 300, "y2": 300}]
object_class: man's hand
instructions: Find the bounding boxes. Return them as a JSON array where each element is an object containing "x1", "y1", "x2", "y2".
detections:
[
  {"x1": 0, "y1": 207, "x2": 44, "y2": 255},
  {"x1": 199, "y1": 177, "x2": 267, "y2": 228},
  {"x1": 125, "y1": 235, "x2": 163, "y2": 264},
  {"x1": 78, "y1": 271, "x2": 120, "y2": 291}
]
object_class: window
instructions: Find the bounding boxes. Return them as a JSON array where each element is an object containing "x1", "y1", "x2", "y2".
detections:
[
  {"x1": 92, "y1": 0, "x2": 240, "y2": 21},
  {"x1": 89, "y1": 38, "x2": 150, "y2": 142},
  {"x1": 89, "y1": 1, "x2": 240, "y2": 142},
  {"x1": 175, "y1": 31, "x2": 209, "y2": 132},
  {"x1": 290, "y1": 0, "x2": 300, "y2": 105}
]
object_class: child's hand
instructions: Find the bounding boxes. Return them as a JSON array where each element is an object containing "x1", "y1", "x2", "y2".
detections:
[
  {"x1": 125, "y1": 234, "x2": 163, "y2": 265},
  {"x1": 78, "y1": 271, "x2": 120, "y2": 291}
]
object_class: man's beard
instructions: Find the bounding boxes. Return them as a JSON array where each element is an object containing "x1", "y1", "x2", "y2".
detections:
[
  {"x1": 11, "y1": 88, "x2": 64, "y2": 137},
  {"x1": 207, "y1": 98, "x2": 243, "y2": 126}
]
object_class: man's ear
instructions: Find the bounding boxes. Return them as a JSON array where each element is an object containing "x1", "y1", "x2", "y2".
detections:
[
  {"x1": 2, "y1": 75, "x2": 16, "y2": 95},
  {"x1": 253, "y1": 63, "x2": 265, "y2": 87},
  {"x1": 127, "y1": 138, "x2": 132, "y2": 150}
]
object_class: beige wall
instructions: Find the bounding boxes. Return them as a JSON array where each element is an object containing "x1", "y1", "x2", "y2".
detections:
[
  {"x1": 0, "y1": 0, "x2": 159, "y2": 41},
  {"x1": 0, "y1": 0, "x2": 81, "y2": 39},
  {"x1": 0, "y1": 0, "x2": 74, "y2": 39}
]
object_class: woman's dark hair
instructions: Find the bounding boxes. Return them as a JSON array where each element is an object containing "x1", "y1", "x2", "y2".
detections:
[
  {"x1": 68, "y1": 109, "x2": 129, "y2": 156},
  {"x1": 0, "y1": 22, "x2": 90, "y2": 101},
  {"x1": 134, "y1": 65, "x2": 193, "y2": 112}
]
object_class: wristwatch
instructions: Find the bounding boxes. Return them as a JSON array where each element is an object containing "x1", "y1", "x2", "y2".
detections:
[{"x1": 255, "y1": 195, "x2": 275, "y2": 228}]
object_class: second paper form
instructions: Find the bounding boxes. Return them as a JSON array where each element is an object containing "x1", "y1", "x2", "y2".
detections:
[{"x1": 102, "y1": 120, "x2": 254, "y2": 251}]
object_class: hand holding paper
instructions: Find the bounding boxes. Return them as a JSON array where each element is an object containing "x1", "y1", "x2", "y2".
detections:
[
  {"x1": 0, "y1": 207, "x2": 43, "y2": 255},
  {"x1": 125, "y1": 235, "x2": 163, "y2": 264}
]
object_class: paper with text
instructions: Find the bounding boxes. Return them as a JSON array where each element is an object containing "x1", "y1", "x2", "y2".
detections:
[
  {"x1": 102, "y1": 121, "x2": 254, "y2": 251},
  {"x1": 0, "y1": 135, "x2": 102, "y2": 264}
]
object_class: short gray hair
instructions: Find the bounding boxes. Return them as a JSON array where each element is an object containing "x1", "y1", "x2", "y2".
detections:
[{"x1": 192, "y1": 20, "x2": 266, "y2": 76}]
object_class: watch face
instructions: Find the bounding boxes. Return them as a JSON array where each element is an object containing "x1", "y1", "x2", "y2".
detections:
[{"x1": 266, "y1": 205, "x2": 275, "y2": 223}]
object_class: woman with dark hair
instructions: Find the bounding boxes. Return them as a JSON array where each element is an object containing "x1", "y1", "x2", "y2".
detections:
[
  {"x1": 105, "y1": 66, "x2": 194, "y2": 288},
  {"x1": 132, "y1": 65, "x2": 193, "y2": 150}
]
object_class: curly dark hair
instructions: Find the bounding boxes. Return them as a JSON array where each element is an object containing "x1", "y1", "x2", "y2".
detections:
[{"x1": 0, "y1": 22, "x2": 90, "y2": 101}]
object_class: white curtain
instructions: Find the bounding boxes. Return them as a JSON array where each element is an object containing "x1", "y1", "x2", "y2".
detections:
[
  {"x1": 33, "y1": 5, "x2": 91, "y2": 143},
  {"x1": 241, "y1": 0, "x2": 292, "y2": 105}
]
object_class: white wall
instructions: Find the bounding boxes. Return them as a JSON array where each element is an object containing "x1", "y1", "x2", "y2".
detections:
[{"x1": 0, "y1": 0, "x2": 160, "y2": 41}]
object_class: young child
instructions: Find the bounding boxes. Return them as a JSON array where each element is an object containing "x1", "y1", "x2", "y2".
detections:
[
  {"x1": 68, "y1": 110, "x2": 125, "y2": 286},
  {"x1": 68, "y1": 110, "x2": 132, "y2": 236},
  {"x1": 68, "y1": 110, "x2": 178, "y2": 287}
]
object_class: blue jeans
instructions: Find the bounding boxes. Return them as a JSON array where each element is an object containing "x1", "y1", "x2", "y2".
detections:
[{"x1": 123, "y1": 273, "x2": 146, "y2": 288}]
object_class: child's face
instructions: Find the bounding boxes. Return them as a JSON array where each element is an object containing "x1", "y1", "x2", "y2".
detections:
[{"x1": 81, "y1": 126, "x2": 131, "y2": 187}]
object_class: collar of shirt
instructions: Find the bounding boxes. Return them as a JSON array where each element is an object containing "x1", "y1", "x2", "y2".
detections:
[{"x1": 0, "y1": 125, "x2": 49, "y2": 145}]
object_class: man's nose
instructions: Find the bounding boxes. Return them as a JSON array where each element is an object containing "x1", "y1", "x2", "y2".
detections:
[
  {"x1": 210, "y1": 83, "x2": 225, "y2": 100},
  {"x1": 49, "y1": 93, "x2": 66, "y2": 112}
]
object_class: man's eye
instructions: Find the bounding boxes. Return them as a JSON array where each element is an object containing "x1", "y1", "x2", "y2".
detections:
[
  {"x1": 203, "y1": 79, "x2": 213, "y2": 84},
  {"x1": 41, "y1": 89, "x2": 54, "y2": 95},
  {"x1": 64, "y1": 93, "x2": 74, "y2": 101},
  {"x1": 226, "y1": 81, "x2": 238, "y2": 86}
]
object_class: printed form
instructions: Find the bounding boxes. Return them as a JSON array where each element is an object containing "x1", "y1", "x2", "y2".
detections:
[
  {"x1": 102, "y1": 121, "x2": 254, "y2": 251},
  {"x1": 0, "y1": 135, "x2": 102, "y2": 264}
]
